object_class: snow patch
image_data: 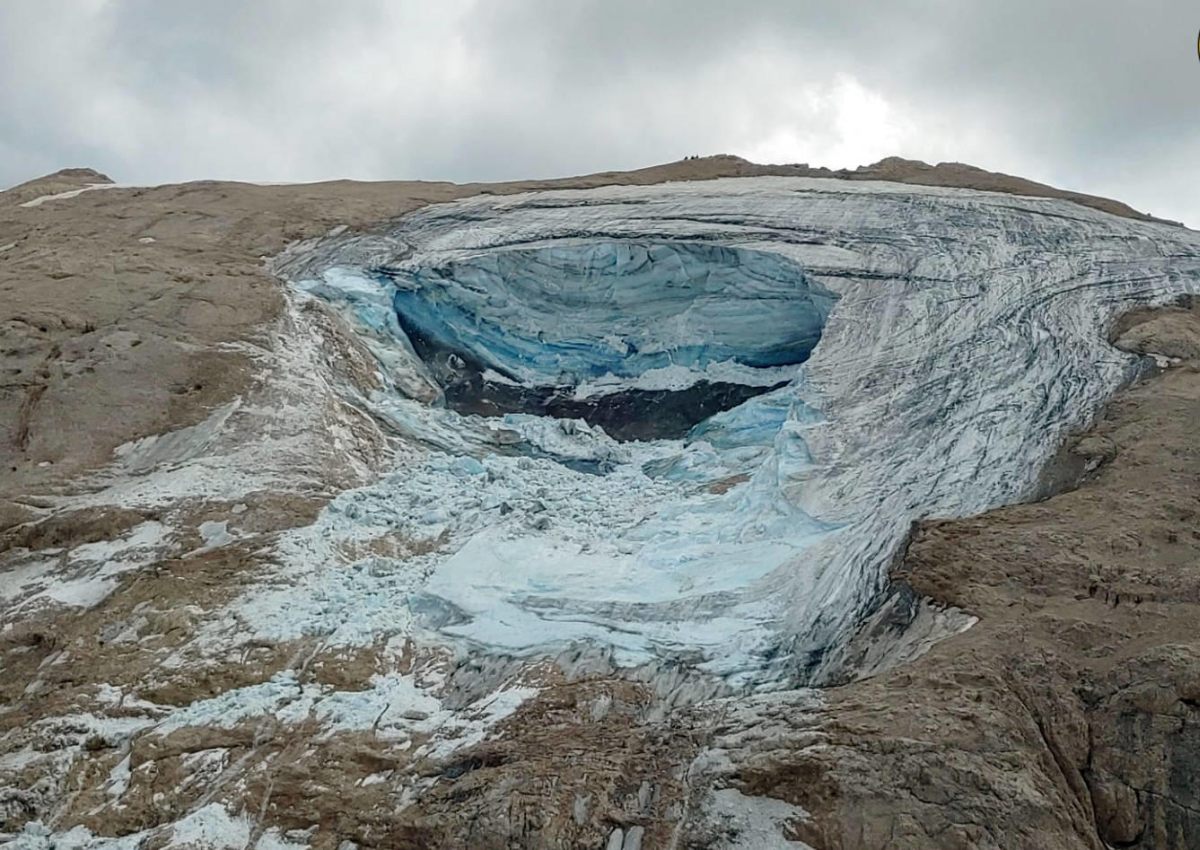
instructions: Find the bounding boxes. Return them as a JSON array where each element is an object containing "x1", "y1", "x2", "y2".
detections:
[
  {"x1": 105, "y1": 754, "x2": 131, "y2": 799},
  {"x1": 703, "y1": 788, "x2": 813, "y2": 849},
  {"x1": 1, "y1": 521, "x2": 169, "y2": 614},
  {"x1": 151, "y1": 669, "x2": 536, "y2": 759},
  {"x1": 19, "y1": 183, "x2": 123, "y2": 208},
  {"x1": 197, "y1": 520, "x2": 236, "y2": 550}
]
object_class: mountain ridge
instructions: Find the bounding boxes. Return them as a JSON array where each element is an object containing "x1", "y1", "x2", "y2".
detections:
[{"x1": 2, "y1": 159, "x2": 1199, "y2": 850}]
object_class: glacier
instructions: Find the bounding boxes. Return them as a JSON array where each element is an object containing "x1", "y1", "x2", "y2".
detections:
[
  {"x1": 268, "y1": 176, "x2": 1200, "y2": 688},
  {"x1": 385, "y1": 241, "x2": 834, "y2": 386}
]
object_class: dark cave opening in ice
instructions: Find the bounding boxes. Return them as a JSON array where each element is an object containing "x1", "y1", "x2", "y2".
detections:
[{"x1": 377, "y1": 240, "x2": 837, "y2": 440}]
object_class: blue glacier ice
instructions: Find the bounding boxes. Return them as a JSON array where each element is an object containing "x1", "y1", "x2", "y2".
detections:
[{"x1": 381, "y1": 241, "x2": 836, "y2": 390}]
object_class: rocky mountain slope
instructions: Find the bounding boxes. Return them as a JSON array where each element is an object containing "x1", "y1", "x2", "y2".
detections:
[{"x1": 2, "y1": 158, "x2": 1199, "y2": 850}]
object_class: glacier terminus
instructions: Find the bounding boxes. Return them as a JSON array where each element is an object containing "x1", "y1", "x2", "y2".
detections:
[{"x1": 261, "y1": 176, "x2": 1200, "y2": 692}]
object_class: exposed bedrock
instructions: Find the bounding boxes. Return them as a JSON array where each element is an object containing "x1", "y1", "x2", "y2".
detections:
[{"x1": 274, "y1": 176, "x2": 1200, "y2": 691}]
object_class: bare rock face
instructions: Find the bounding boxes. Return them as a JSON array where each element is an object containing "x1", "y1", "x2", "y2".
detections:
[{"x1": 2, "y1": 158, "x2": 1200, "y2": 850}]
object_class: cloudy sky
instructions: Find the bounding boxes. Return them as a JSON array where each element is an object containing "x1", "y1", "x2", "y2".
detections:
[{"x1": 2, "y1": 1, "x2": 1198, "y2": 225}]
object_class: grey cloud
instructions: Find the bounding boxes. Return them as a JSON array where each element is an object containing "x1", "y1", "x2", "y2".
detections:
[{"x1": 1, "y1": 0, "x2": 1197, "y2": 225}]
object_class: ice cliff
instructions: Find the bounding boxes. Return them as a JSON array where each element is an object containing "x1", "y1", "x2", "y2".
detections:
[{"x1": 270, "y1": 176, "x2": 1200, "y2": 689}]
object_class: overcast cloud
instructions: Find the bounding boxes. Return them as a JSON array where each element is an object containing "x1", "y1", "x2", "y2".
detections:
[{"x1": 2, "y1": 1, "x2": 1197, "y2": 226}]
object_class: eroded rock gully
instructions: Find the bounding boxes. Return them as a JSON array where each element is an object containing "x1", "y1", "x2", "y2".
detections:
[{"x1": 3, "y1": 160, "x2": 1200, "y2": 850}]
